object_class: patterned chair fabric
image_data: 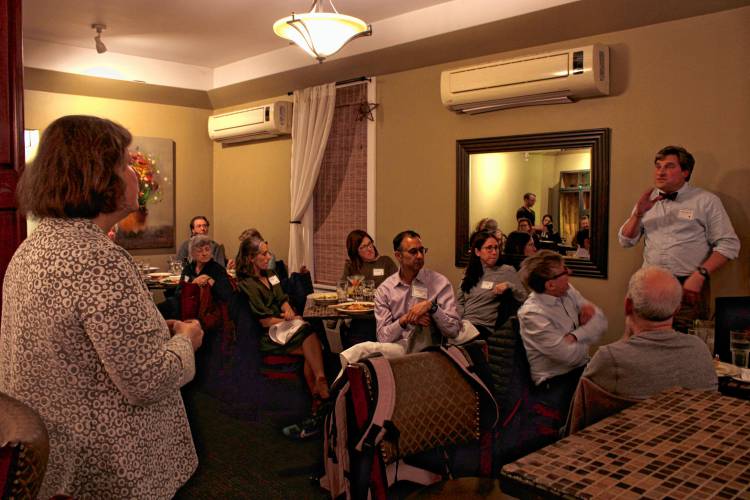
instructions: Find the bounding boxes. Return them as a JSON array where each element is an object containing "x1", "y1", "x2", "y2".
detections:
[{"x1": 0, "y1": 391, "x2": 49, "y2": 499}]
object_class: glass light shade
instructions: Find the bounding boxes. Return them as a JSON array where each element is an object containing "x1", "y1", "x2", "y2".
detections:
[{"x1": 273, "y1": 12, "x2": 370, "y2": 61}]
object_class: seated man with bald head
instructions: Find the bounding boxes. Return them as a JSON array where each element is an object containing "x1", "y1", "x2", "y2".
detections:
[{"x1": 583, "y1": 266, "x2": 717, "y2": 400}]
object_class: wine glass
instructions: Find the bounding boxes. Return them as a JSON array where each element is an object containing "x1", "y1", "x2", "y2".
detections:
[{"x1": 347, "y1": 275, "x2": 364, "y2": 301}]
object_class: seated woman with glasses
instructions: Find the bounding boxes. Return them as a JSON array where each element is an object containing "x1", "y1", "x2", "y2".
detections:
[
  {"x1": 458, "y1": 231, "x2": 527, "y2": 339},
  {"x1": 341, "y1": 229, "x2": 398, "y2": 287}
]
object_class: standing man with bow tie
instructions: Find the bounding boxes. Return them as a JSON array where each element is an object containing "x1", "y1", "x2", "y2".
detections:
[{"x1": 618, "y1": 145, "x2": 740, "y2": 332}]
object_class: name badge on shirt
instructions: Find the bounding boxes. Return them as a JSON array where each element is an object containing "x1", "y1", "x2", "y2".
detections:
[
  {"x1": 678, "y1": 208, "x2": 694, "y2": 220},
  {"x1": 412, "y1": 284, "x2": 428, "y2": 299},
  {"x1": 480, "y1": 280, "x2": 494, "y2": 290},
  {"x1": 373, "y1": 268, "x2": 385, "y2": 277},
  {"x1": 269, "y1": 275, "x2": 281, "y2": 286}
]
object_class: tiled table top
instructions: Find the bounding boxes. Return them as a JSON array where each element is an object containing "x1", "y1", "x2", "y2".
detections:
[
  {"x1": 302, "y1": 302, "x2": 349, "y2": 320},
  {"x1": 303, "y1": 300, "x2": 374, "y2": 320},
  {"x1": 501, "y1": 388, "x2": 750, "y2": 499}
]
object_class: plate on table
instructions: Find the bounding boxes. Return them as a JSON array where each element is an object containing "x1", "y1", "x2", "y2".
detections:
[
  {"x1": 148, "y1": 272, "x2": 171, "y2": 279},
  {"x1": 309, "y1": 292, "x2": 338, "y2": 306},
  {"x1": 715, "y1": 361, "x2": 741, "y2": 378},
  {"x1": 334, "y1": 301, "x2": 375, "y2": 315},
  {"x1": 161, "y1": 275, "x2": 182, "y2": 285},
  {"x1": 731, "y1": 367, "x2": 750, "y2": 384}
]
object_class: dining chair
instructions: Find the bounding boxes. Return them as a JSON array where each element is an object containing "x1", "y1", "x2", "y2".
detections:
[{"x1": 0, "y1": 391, "x2": 49, "y2": 499}]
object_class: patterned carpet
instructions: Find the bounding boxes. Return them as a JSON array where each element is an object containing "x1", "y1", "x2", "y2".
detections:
[{"x1": 175, "y1": 388, "x2": 327, "y2": 499}]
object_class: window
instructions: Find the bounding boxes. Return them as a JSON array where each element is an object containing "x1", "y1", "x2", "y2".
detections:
[{"x1": 312, "y1": 81, "x2": 375, "y2": 286}]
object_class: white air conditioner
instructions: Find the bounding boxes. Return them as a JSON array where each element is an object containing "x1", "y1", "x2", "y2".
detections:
[
  {"x1": 208, "y1": 101, "x2": 293, "y2": 143},
  {"x1": 441, "y1": 44, "x2": 609, "y2": 114}
]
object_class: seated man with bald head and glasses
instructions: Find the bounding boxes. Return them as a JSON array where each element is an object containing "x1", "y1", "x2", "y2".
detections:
[
  {"x1": 374, "y1": 230, "x2": 461, "y2": 353},
  {"x1": 518, "y1": 250, "x2": 608, "y2": 416}
]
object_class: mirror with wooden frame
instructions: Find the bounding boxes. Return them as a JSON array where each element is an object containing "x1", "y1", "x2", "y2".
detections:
[{"x1": 455, "y1": 128, "x2": 610, "y2": 279}]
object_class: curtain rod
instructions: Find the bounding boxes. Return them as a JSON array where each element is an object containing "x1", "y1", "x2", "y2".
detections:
[{"x1": 287, "y1": 76, "x2": 371, "y2": 96}]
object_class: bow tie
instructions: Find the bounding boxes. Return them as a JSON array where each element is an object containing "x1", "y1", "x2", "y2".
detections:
[{"x1": 658, "y1": 191, "x2": 678, "y2": 201}]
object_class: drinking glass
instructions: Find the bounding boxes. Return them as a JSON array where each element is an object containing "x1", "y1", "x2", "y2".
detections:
[
  {"x1": 730, "y1": 330, "x2": 750, "y2": 368},
  {"x1": 347, "y1": 274, "x2": 364, "y2": 301},
  {"x1": 336, "y1": 280, "x2": 349, "y2": 303},
  {"x1": 362, "y1": 279, "x2": 375, "y2": 301},
  {"x1": 694, "y1": 319, "x2": 715, "y2": 355},
  {"x1": 169, "y1": 256, "x2": 183, "y2": 275}
]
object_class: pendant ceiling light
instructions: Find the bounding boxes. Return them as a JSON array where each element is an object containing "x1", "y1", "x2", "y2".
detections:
[{"x1": 273, "y1": 0, "x2": 372, "y2": 63}]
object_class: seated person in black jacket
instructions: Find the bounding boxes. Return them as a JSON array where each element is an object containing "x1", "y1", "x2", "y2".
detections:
[
  {"x1": 179, "y1": 234, "x2": 233, "y2": 304},
  {"x1": 538, "y1": 214, "x2": 562, "y2": 245}
]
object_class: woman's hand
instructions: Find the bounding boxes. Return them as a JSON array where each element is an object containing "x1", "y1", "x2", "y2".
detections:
[
  {"x1": 173, "y1": 319, "x2": 204, "y2": 352},
  {"x1": 193, "y1": 274, "x2": 214, "y2": 287},
  {"x1": 281, "y1": 302, "x2": 296, "y2": 321},
  {"x1": 493, "y1": 282, "x2": 510, "y2": 295}
]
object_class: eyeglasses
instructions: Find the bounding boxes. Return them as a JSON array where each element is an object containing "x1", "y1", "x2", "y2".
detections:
[
  {"x1": 359, "y1": 242, "x2": 375, "y2": 251},
  {"x1": 481, "y1": 245, "x2": 500, "y2": 252},
  {"x1": 401, "y1": 247, "x2": 428, "y2": 256},
  {"x1": 549, "y1": 267, "x2": 570, "y2": 280}
]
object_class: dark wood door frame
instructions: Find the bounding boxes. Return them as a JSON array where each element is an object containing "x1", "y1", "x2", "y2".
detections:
[{"x1": 0, "y1": 0, "x2": 26, "y2": 320}]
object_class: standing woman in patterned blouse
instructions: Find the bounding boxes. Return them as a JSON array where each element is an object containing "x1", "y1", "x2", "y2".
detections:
[{"x1": 0, "y1": 115, "x2": 203, "y2": 499}]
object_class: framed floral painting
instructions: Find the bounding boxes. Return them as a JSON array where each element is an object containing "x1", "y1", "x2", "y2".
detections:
[{"x1": 115, "y1": 136, "x2": 175, "y2": 250}]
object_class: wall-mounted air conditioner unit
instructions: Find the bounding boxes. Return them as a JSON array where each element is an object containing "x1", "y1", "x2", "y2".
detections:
[
  {"x1": 441, "y1": 44, "x2": 609, "y2": 114},
  {"x1": 208, "y1": 101, "x2": 293, "y2": 143}
]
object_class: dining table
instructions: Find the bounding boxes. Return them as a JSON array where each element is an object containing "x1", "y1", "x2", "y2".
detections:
[
  {"x1": 302, "y1": 297, "x2": 376, "y2": 352},
  {"x1": 500, "y1": 387, "x2": 750, "y2": 499},
  {"x1": 302, "y1": 298, "x2": 375, "y2": 321}
]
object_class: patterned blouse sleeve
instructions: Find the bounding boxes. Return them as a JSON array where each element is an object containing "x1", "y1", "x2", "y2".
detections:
[{"x1": 77, "y1": 248, "x2": 195, "y2": 406}]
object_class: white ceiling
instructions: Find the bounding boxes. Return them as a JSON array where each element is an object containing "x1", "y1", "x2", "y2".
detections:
[
  {"x1": 23, "y1": 0, "x2": 457, "y2": 68},
  {"x1": 22, "y1": 0, "x2": 578, "y2": 90}
]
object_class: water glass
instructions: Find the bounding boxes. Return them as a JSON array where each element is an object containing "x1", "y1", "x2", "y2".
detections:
[
  {"x1": 336, "y1": 280, "x2": 349, "y2": 303},
  {"x1": 730, "y1": 330, "x2": 750, "y2": 368},
  {"x1": 694, "y1": 319, "x2": 715, "y2": 355},
  {"x1": 362, "y1": 279, "x2": 375, "y2": 301},
  {"x1": 168, "y1": 256, "x2": 183, "y2": 275}
]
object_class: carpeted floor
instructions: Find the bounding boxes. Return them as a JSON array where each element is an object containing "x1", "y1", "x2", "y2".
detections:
[{"x1": 175, "y1": 388, "x2": 328, "y2": 499}]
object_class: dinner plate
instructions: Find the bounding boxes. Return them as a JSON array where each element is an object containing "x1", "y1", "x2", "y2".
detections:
[
  {"x1": 334, "y1": 301, "x2": 375, "y2": 314},
  {"x1": 715, "y1": 361, "x2": 741, "y2": 378},
  {"x1": 161, "y1": 275, "x2": 182, "y2": 284},
  {"x1": 309, "y1": 292, "x2": 338, "y2": 305},
  {"x1": 731, "y1": 367, "x2": 750, "y2": 383},
  {"x1": 148, "y1": 272, "x2": 171, "y2": 279}
]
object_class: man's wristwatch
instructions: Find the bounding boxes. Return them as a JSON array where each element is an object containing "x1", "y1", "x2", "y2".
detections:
[
  {"x1": 697, "y1": 266, "x2": 710, "y2": 279},
  {"x1": 429, "y1": 299, "x2": 438, "y2": 314}
]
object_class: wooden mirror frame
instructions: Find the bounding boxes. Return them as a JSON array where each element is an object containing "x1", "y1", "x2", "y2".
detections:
[{"x1": 455, "y1": 128, "x2": 611, "y2": 279}]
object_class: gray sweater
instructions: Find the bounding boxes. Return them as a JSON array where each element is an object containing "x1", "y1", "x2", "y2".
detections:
[
  {"x1": 457, "y1": 264, "x2": 527, "y2": 327},
  {"x1": 583, "y1": 329, "x2": 717, "y2": 400}
]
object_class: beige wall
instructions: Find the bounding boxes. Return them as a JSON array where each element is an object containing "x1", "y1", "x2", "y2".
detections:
[
  {"x1": 376, "y1": 7, "x2": 750, "y2": 344},
  {"x1": 210, "y1": 97, "x2": 293, "y2": 264},
  {"x1": 469, "y1": 152, "x2": 545, "y2": 234},
  {"x1": 24, "y1": 90, "x2": 213, "y2": 269}
]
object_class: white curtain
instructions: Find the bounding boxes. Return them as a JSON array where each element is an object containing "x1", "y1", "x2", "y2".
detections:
[{"x1": 287, "y1": 82, "x2": 336, "y2": 275}]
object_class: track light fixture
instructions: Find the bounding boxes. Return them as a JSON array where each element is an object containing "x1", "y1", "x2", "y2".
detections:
[{"x1": 92, "y1": 23, "x2": 107, "y2": 54}]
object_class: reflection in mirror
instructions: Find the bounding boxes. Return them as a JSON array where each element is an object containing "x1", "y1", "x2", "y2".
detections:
[
  {"x1": 456, "y1": 129, "x2": 610, "y2": 279},
  {"x1": 469, "y1": 148, "x2": 591, "y2": 250}
]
